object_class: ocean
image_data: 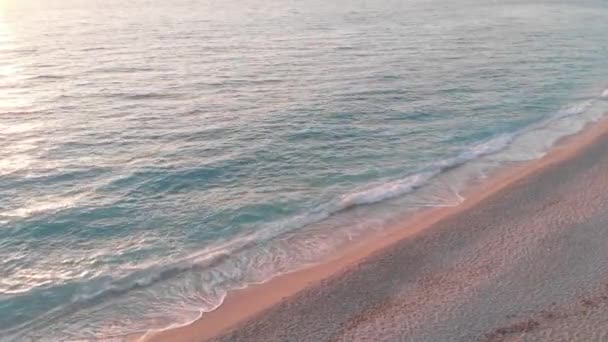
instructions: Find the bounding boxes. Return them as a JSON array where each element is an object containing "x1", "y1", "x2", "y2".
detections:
[{"x1": 1, "y1": 0, "x2": 607, "y2": 340}]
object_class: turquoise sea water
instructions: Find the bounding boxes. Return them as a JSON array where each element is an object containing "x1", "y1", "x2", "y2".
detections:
[{"x1": 1, "y1": 0, "x2": 608, "y2": 340}]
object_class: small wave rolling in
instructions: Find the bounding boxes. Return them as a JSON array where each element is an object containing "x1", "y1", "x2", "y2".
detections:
[{"x1": 1, "y1": 0, "x2": 608, "y2": 340}]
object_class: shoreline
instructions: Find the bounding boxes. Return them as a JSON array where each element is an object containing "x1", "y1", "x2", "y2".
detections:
[{"x1": 142, "y1": 116, "x2": 608, "y2": 342}]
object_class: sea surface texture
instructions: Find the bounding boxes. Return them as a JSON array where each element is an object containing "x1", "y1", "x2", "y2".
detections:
[{"x1": 1, "y1": 0, "x2": 607, "y2": 340}]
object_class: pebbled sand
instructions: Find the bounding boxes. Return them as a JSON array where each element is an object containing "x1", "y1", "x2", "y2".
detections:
[{"x1": 144, "y1": 118, "x2": 608, "y2": 342}]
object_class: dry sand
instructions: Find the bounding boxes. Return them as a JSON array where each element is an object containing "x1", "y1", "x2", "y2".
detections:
[{"x1": 144, "y1": 118, "x2": 608, "y2": 342}]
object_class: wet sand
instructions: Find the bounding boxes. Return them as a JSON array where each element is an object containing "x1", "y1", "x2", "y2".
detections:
[{"x1": 144, "y1": 118, "x2": 608, "y2": 342}]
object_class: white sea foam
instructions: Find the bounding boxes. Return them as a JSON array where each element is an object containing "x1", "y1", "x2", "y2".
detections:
[
  {"x1": 333, "y1": 134, "x2": 513, "y2": 213},
  {"x1": 336, "y1": 171, "x2": 437, "y2": 209}
]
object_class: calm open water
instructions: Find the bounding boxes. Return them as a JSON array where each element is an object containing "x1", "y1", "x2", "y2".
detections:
[{"x1": 1, "y1": 0, "x2": 608, "y2": 340}]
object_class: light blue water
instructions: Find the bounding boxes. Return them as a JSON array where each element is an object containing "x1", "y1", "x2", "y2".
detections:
[{"x1": 1, "y1": 0, "x2": 608, "y2": 340}]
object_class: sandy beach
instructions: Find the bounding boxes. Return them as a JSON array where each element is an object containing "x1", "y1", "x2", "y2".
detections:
[{"x1": 144, "y1": 117, "x2": 608, "y2": 342}]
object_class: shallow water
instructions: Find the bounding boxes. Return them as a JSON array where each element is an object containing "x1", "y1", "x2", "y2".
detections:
[{"x1": 1, "y1": 0, "x2": 607, "y2": 340}]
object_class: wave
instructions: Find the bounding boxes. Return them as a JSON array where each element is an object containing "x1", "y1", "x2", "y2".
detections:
[
  {"x1": 64, "y1": 241, "x2": 245, "y2": 306},
  {"x1": 311, "y1": 89, "x2": 607, "y2": 218},
  {"x1": 332, "y1": 133, "x2": 513, "y2": 211},
  {"x1": 0, "y1": 242, "x2": 241, "y2": 339}
]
